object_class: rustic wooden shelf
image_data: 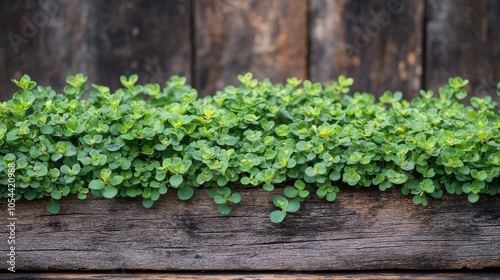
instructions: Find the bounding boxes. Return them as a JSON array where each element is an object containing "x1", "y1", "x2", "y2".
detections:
[{"x1": 0, "y1": 188, "x2": 498, "y2": 272}]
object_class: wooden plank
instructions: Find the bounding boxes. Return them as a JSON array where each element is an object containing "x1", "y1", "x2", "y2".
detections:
[
  {"x1": 0, "y1": 188, "x2": 498, "y2": 271},
  {"x1": 309, "y1": 0, "x2": 424, "y2": 98},
  {"x1": 0, "y1": 0, "x2": 32, "y2": 100},
  {"x1": 0, "y1": 0, "x2": 99, "y2": 100},
  {"x1": 31, "y1": 0, "x2": 98, "y2": 94},
  {"x1": 194, "y1": 0, "x2": 308, "y2": 96},
  {"x1": 0, "y1": 0, "x2": 55, "y2": 100},
  {"x1": 3, "y1": 272, "x2": 500, "y2": 280},
  {"x1": 92, "y1": 0, "x2": 192, "y2": 90},
  {"x1": 0, "y1": 0, "x2": 192, "y2": 100},
  {"x1": 425, "y1": 0, "x2": 500, "y2": 100}
]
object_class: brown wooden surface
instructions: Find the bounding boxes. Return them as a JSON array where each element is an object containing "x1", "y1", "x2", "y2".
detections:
[
  {"x1": 0, "y1": 188, "x2": 498, "y2": 271},
  {"x1": 92, "y1": 0, "x2": 192, "y2": 90},
  {"x1": 2, "y1": 272, "x2": 499, "y2": 280},
  {"x1": 0, "y1": 0, "x2": 191, "y2": 97},
  {"x1": 425, "y1": 0, "x2": 500, "y2": 101},
  {"x1": 0, "y1": 0, "x2": 86, "y2": 96},
  {"x1": 194, "y1": 0, "x2": 308, "y2": 96},
  {"x1": 309, "y1": 0, "x2": 425, "y2": 98},
  {"x1": 2, "y1": 1, "x2": 500, "y2": 100}
]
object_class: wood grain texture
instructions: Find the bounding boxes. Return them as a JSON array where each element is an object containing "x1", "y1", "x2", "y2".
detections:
[
  {"x1": 194, "y1": 0, "x2": 307, "y2": 96},
  {"x1": 92, "y1": 0, "x2": 192, "y2": 89},
  {"x1": 0, "y1": 0, "x2": 38, "y2": 100},
  {"x1": 0, "y1": 0, "x2": 191, "y2": 100},
  {"x1": 0, "y1": 188, "x2": 498, "y2": 271},
  {"x1": 425, "y1": 0, "x2": 500, "y2": 101},
  {"x1": 0, "y1": 0, "x2": 95, "y2": 100},
  {"x1": 309, "y1": 0, "x2": 424, "y2": 98},
  {"x1": 2, "y1": 272, "x2": 500, "y2": 280}
]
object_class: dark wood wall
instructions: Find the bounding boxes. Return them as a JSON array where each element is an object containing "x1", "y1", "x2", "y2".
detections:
[{"x1": 0, "y1": 0, "x2": 499, "y2": 100}]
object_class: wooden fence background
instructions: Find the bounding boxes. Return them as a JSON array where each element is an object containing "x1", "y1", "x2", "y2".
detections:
[{"x1": 0, "y1": 0, "x2": 499, "y2": 100}]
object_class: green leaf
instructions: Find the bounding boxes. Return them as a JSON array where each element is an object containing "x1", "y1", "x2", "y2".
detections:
[
  {"x1": 169, "y1": 174, "x2": 183, "y2": 188},
  {"x1": 263, "y1": 183, "x2": 274, "y2": 191},
  {"x1": 105, "y1": 144, "x2": 121, "y2": 152},
  {"x1": 315, "y1": 163, "x2": 327, "y2": 175},
  {"x1": 241, "y1": 177, "x2": 251, "y2": 185},
  {"x1": 413, "y1": 194, "x2": 423, "y2": 205},
  {"x1": 285, "y1": 199, "x2": 300, "y2": 213},
  {"x1": 109, "y1": 175, "x2": 124, "y2": 186},
  {"x1": 40, "y1": 125, "x2": 54, "y2": 134},
  {"x1": 143, "y1": 198, "x2": 154, "y2": 208},
  {"x1": 386, "y1": 170, "x2": 407, "y2": 184},
  {"x1": 214, "y1": 195, "x2": 227, "y2": 204},
  {"x1": 3, "y1": 153, "x2": 16, "y2": 163},
  {"x1": 218, "y1": 204, "x2": 232, "y2": 215},
  {"x1": 60, "y1": 165, "x2": 71, "y2": 174},
  {"x1": 230, "y1": 193, "x2": 241, "y2": 203},
  {"x1": 326, "y1": 192, "x2": 337, "y2": 202},
  {"x1": 12, "y1": 74, "x2": 37, "y2": 91},
  {"x1": 0, "y1": 123, "x2": 6, "y2": 138},
  {"x1": 269, "y1": 210, "x2": 286, "y2": 223},
  {"x1": 298, "y1": 190, "x2": 310, "y2": 198},
  {"x1": 72, "y1": 164, "x2": 81, "y2": 174},
  {"x1": 24, "y1": 189, "x2": 37, "y2": 200},
  {"x1": 316, "y1": 188, "x2": 327, "y2": 197},
  {"x1": 47, "y1": 199, "x2": 60, "y2": 214},
  {"x1": 158, "y1": 185, "x2": 168, "y2": 194},
  {"x1": 329, "y1": 170, "x2": 341, "y2": 181},
  {"x1": 294, "y1": 180, "x2": 306, "y2": 189},
  {"x1": 455, "y1": 89, "x2": 467, "y2": 99},
  {"x1": 102, "y1": 186, "x2": 118, "y2": 198},
  {"x1": 284, "y1": 186, "x2": 299, "y2": 198},
  {"x1": 305, "y1": 166, "x2": 316, "y2": 177},
  {"x1": 468, "y1": 193, "x2": 479, "y2": 203},
  {"x1": 89, "y1": 179, "x2": 105, "y2": 190},
  {"x1": 156, "y1": 172, "x2": 167, "y2": 181},
  {"x1": 343, "y1": 167, "x2": 360, "y2": 186},
  {"x1": 273, "y1": 195, "x2": 288, "y2": 208},
  {"x1": 66, "y1": 73, "x2": 88, "y2": 87},
  {"x1": 217, "y1": 176, "x2": 228, "y2": 187},
  {"x1": 177, "y1": 186, "x2": 194, "y2": 200}
]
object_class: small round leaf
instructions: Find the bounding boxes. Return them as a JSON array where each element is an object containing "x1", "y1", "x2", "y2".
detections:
[{"x1": 269, "y1": 210, "x2": 286, "y2": 223}]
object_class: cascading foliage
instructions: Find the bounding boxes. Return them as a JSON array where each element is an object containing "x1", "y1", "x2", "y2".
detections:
[{"x1": 1, "y1": 73, "x2": 499, "y2": 222}]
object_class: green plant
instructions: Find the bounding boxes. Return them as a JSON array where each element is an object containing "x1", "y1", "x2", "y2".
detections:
[{"x1": 1, "y1": 74, "x2": 499, "y2": 222}]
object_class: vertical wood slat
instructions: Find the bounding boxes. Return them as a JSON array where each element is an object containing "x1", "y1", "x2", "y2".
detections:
[
  {"x1": 309, "y1": 0, "x2": 425, "y2": 98},
  {"x1": 425, "y1": 0, "x2": 500, "y2": 100},
  {"x1": 0, "y1": 0, "x2": 35, "y2": 100},
  {"x1": 35, "y1": 1, "x2": 98, "y2": 92},
  {"x1": 92, "y1": 0, "x2": 192, "y2": 90},
  {"x1": 0, "y1": 0, "x2": 84, "y2": 100},
  {"x1": 0, "y1": 0, "x2": 192, "y2": 99},
  {"x1": 0, "y1": 1, "x2": 99, "y2": 99},
  {"x1": 0, "y1": 0, "x2": 35, "y2": 99},
  {"x1": 194, "y1": 0, "x2": 308, "y2": 96}
]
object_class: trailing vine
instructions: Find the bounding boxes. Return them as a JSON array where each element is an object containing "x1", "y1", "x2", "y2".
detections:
[{"x1": 1, "y1": 73, "x2": 499, "y2": 222}]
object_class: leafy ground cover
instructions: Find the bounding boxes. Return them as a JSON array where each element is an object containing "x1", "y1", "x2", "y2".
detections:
[{"x1": 1, "y1": 73, "x2": 499, "y2": 222}]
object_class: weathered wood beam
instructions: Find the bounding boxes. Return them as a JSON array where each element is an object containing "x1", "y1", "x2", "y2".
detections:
[
  {"x1": 309, "y1": 0, "x2": 425, "y2": 98},
  {"x1": 425, "y1": 0, "x2": 500, "y2": 101},
  {"x1": 194, "y1": 0, "x2": 308, "y2": 96},
  {"x1": 0, "y1": 188, "x2": 498, "y2": 271}
]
